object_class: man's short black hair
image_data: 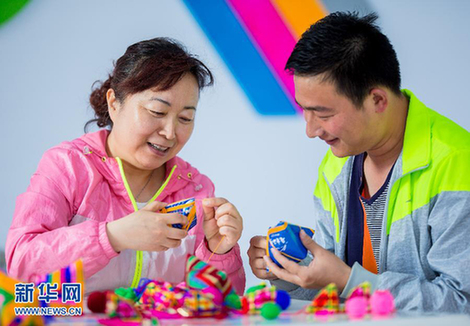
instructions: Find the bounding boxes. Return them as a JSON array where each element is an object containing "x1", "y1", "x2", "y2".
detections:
[{"x1": 286, "y1": 12, "x2": 401, "y2": 106}]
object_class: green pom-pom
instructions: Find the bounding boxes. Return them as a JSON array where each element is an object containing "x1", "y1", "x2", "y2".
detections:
[
  {"x1": 115, "y1": 287, "x2": 136, "y2": 301},
  {"x1": 260, "y1": 302, "x2": 281, "y2": 320},
  {"x1": 224, "y1": 293, "x2": 242, "y2": 309}
]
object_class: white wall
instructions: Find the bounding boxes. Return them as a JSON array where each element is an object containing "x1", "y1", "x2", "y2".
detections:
[{"x1": 1, "y1": 1, "x2": 469, "y2": 288}]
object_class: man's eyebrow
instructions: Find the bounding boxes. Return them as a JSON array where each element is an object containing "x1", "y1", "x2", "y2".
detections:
[
  {"x1": 149, "y1": 97, "x2": 196, "y2": 110},
  {"x1": 295, "y1": 99, "x2": 333, "y2": 112}
]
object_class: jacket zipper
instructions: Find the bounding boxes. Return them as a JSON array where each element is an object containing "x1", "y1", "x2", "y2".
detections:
[
  {"x1": 378, "y1": 162, "x2": 429, "y2": 273},
  {"x1": 115, "y1": 157, "x2": 177, "y2": 288}
]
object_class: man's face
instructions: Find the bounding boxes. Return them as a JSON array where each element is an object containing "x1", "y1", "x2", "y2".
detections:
[{"x1": 294, "y1": 75, "x2": 381, "y2": 158}]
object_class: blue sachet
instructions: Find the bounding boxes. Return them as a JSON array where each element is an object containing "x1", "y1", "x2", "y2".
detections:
[
  {"x1": 267, "y1": 221, "x2": 315, "y2": 268},
  {"x1": 161, "y1": 198, "x2": 197, "y2": 231}
]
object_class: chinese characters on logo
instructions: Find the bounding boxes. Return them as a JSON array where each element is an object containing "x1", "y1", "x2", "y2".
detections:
[{"x1": 14, "y1": 282, "x2": 81, "y2": 304}]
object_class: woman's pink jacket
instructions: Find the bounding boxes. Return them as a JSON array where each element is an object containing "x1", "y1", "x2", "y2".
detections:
[{"x1": 6, "y1": 130, "x2": 246, "y2": 294}]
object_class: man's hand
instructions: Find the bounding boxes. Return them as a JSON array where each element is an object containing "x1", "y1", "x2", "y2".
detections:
[
  {"x1": 247, "y1": 235, "x2": 277, "y2": 280},
  {"x1": 263, "y1": 230, "x2": 351, "y2": 291}
]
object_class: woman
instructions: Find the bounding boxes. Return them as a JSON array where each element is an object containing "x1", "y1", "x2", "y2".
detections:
[{"x1": 6, "y1": 38, "x2": 245, "y2": 294}]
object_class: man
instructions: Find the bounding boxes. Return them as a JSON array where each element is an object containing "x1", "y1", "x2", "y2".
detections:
[{"x1": 248, "y1": 12, "x2": 470, "y2": 312}]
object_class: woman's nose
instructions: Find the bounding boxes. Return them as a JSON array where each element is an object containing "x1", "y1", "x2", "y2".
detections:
[{"x1": 159, "y1": 118, "x2": 176, "y2": 140}]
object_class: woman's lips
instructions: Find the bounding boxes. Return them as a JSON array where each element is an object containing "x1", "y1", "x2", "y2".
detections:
[{"x1": 147, "y1": 143, "x2": 170, "y2": 157}]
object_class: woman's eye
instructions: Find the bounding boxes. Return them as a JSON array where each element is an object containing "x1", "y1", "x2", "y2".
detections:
[
  {"x1": 179, "y1": 117, "x2": 193, "y2": 123},
  {"x1": 150, "y1": 110, "x2": 165, "y2": 116}
]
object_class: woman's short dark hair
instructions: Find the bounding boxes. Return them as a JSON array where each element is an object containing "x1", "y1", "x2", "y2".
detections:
[
  {"x1": 285, "y1": 12, "x2": 401, "y2": 106},
  {"x1": 86, "y1": 37, "x2": 214, "y2": 130}
]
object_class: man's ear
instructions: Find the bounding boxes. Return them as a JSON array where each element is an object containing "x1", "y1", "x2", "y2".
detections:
[
  {"x1": 106, "y1": 89, "x2": 119, "y2": 122},
  {"x1": 369, "y1": 88, "x2": 388, "y2": 113}
]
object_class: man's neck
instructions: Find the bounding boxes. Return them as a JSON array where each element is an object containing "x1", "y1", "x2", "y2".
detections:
[
  {"x1": 366, "y1": 93, "x2": 409, "y2": 171},
  {"x1": 362, "y1": 94, "x2": 409, "y2": 196}
]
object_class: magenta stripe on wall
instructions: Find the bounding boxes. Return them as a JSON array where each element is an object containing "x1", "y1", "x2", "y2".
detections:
[{"x1": 227, "y1": 0, "x2": 299, "y2": 111}]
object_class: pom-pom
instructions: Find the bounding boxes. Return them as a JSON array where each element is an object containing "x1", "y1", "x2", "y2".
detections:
[
  {"x1": 202, "y1": 287, "x2": 223, "y2": 305},
  {"x1": 87, "y1": 291, "x2": 108, "y2": 313},
  {"x1": 115, "y1": 287, "x2": 137, "y2": 301},
  {"x1": 224, "y1": 293, "x2": 241, "y2": 310},
  {"x1": 370, "y1": 290, "x2": 395, "y2": 316},
  {"x1": 260, "y1": 302, "x2": 281, "y2": 320},
  {"x1": 345, "y1": 297, "x2": 368, "y2": 320},
  {"x1": 275, "y1": 290, "x2": 291, "y2": 310}
]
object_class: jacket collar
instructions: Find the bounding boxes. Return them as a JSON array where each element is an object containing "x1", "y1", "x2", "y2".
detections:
[
  {"x1": 80, "y1": 129, "x2": 199, "y2": 196},
  {"x1": 80, "y1": 128, "x2": 110, "y2": 157},
  {"x1": 400, "y1": 89, "x2": 431, "y2": 175}
]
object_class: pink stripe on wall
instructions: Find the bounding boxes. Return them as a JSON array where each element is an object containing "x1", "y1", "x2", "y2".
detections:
[{"x1": 227, "y1": 0, "x2": 298, "y2": 109}]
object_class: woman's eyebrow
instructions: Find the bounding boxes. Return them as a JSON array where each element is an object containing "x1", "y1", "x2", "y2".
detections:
[{"x1": 149, "y1": 97, "x2": 196, "y2": 110}]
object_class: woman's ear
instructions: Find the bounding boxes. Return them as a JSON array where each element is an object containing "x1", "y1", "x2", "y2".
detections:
[{"x1": 106, "y1": 89, "x2": 119, "y2": 122}]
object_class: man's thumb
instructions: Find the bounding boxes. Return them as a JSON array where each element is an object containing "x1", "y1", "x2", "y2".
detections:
[{"x1": 300, "y1": 229, "x2": 319, "y2": 253}]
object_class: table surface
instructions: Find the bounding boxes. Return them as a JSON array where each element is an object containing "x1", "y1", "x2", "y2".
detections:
[{"x1": 49, "y1": 299, "x2": 470, "y2": 326}]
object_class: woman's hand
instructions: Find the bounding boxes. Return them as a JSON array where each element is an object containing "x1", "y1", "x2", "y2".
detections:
[
  {"x1": 106, "y1": 201, "x2": 188, "y2": 252},
  {"x1": 202, "y1": 197, "x2": 243, "y2": 255}
]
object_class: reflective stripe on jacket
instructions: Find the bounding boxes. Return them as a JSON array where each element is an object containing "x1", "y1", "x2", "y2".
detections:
[{"x1": 275, "y1": 89, "x2": 470, "y2": 313}]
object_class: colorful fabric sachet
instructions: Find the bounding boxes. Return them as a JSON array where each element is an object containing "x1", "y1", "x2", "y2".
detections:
[
  {"x1": 161, "y1": 198, "x2": 197, "y2": 231},
  {"x1": 240, "y1": 283, "x2": 290, "y2": 317},
  {"x1": 0, "y1": 260, "x2": 84, "y2": 326},
  {"x1": 185, "y1": 255, "x2": 234, "y2": 298},
  {"x1": 348, "y1": 281, "x2": 371, "y2": 301},
  {"x1": 99, "y1": 255, "x2": 233, "y2": 323},
  {"x1": 266, "y1": 221, "x2": 315, "y2": 267},
  {"x1": 136, "y1": 280, "x2": 222, "y2": 319},
  {"x1": 305, "y1": 283, "x2": 339, "y2": 315},
  {"x1": 305, "y1": 282, "x2": 395, "y2": 320}
]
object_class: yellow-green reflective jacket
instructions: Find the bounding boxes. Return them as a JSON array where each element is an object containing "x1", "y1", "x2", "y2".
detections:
[{"x1": 275, "y1": 89, "x2": 470, "y2": 313}]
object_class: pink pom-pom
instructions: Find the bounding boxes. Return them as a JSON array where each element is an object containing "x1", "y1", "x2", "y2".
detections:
[
  {"x1": 370, "y1": 290, "x2": 395, "y2": 316},
  {"x1": 345, "y1": 297, "x2": 368, "y2": 320}
]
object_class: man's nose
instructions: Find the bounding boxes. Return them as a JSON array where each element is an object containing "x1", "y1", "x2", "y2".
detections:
[{"x1": 305, "y1": 113, "x2": 323, "y2": 139}]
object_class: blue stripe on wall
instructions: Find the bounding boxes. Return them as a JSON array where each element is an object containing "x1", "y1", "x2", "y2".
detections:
[{"x1": 182, "y1": 0, "x2": 297, "y2": 116}]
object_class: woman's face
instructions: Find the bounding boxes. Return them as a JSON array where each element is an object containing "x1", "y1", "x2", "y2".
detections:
[{"x1": 107, "y1": 73, "x2": 199, "y2": 172}]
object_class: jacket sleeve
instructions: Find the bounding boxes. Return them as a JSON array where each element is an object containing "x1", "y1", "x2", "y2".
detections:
[
  {"x1": 5, "y1": 147, "x2": 118, "y2": 282},
  {"x1": 343, "y1": 150, "x2": 470, "y2": 313},
  {"x1": 192, "y1": 179, "x2": 246, "y2": 295},
  {"x1": 271, "y1": 184, "x2": 335, "y2": 300}
]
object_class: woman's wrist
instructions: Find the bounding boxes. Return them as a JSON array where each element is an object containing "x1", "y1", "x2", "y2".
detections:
[
  {"x1": 106, "y1": 220, "x2": 126, "y2": 253},
  {"x1": 205, "y1": 237, "x2": 232, "y2": 255}
]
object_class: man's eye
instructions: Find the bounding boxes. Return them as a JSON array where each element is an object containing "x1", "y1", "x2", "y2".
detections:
[{"x1": 318, "y1": 115, "x2": 333, "y2": 120}]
